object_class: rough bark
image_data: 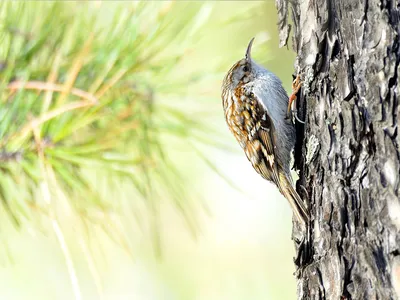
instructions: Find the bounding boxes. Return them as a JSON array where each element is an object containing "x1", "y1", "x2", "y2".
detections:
[{"x1": 275, "y1": 0, "x2": 400, "y2": 299}]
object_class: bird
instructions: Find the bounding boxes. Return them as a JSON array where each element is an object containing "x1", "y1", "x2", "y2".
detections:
[{"x1": 221, "y1": 37, "x2": 309, "y2": 226}]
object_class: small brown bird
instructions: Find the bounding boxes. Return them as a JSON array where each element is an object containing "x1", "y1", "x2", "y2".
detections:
[{"x1": 221, "y1": 38, "x2": 309, "y2": 226}]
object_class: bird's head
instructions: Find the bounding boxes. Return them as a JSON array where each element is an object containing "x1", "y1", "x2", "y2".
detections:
[{"x1": 222, "y1": 37, "x2": 257, "y2": 90}]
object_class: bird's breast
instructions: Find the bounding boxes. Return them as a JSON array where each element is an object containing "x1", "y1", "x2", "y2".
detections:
[{"x1": 225, "y1": 85, "x2": 262, "y2": 149}]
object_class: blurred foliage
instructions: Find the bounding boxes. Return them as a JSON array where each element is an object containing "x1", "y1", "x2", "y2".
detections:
[
  {"x1": 0, "y1": 1, "x2": 300, "y2": 299},
  {"x1": 0, "y1": 1, "x2": 232, "y2": 252}
]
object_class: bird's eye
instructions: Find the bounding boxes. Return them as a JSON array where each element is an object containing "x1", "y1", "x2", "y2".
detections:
[{"x1": 243, "y1": 65, "x2": 249, "y2": 72}]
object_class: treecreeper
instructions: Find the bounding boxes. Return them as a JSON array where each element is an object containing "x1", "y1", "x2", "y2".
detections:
[{"x1": 221, "y1": 37, "x2": 309, "y2": 227}]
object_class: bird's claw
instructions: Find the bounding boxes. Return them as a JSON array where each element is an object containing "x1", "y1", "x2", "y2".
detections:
[{"x1": 287, "y1": 75, "x2": 304, "y2": 123}]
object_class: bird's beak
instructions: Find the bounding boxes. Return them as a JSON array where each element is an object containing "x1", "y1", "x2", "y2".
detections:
[{"x1": 245, "y1": 37, "x2": 255, "y2": 62}]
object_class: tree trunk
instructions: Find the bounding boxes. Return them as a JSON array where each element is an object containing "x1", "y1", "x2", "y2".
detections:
[{"x1": 275, "y1": 0, "x2": 400, "y2": 299}]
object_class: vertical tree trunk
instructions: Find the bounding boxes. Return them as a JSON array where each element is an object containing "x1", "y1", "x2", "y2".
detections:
[{"x1": 276, "y1": 0, "x2": 400, "y2": 299}]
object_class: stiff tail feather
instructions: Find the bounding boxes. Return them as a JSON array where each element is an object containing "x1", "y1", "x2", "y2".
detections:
[{"x1": 279, "y1": 172, "x2": 309, "y2": 226}]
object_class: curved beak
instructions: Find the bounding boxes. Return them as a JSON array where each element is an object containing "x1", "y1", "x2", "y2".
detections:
[{"x1": 245, "y1": 37, "x2": 255, "y2": 61}]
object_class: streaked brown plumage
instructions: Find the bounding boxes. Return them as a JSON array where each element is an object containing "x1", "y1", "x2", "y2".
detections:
[{"x1": 221, "y1": 38, "x2": 309, "y2": 226}]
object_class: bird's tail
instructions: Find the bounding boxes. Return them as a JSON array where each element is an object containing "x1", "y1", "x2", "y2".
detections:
[{"x1": 278, "y1": 172, "x2": 309, "y2": 227}]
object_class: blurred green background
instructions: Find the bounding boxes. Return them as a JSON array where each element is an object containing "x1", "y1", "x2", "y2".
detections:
[{"x1": 0, "y1": 1, "x2": 297, "y2": 299}]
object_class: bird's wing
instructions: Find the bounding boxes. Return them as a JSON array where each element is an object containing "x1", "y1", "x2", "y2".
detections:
[
  {"x1": 254, "y1": 102, "x2": 309, "y2": 225},
  {"x1": 255, "y1": 110, "x2": 281, "y2": 185}
]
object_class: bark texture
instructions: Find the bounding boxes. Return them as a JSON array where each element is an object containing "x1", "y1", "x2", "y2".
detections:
[{"x1": 276, "y1": 0, "x2": 400, "y2": 299}]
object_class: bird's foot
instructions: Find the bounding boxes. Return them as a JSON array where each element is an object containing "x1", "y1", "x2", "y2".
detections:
[{"x1": 287, "y1": 75, "x2": 305, "y2": 123}]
